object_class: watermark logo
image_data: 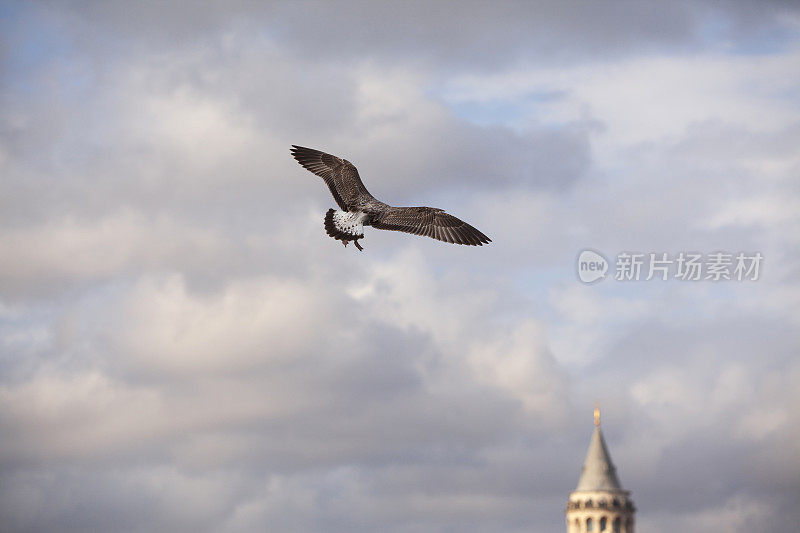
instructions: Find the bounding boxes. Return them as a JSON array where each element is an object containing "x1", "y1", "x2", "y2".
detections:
[
  {"x1": 577, "y1": 249, "x2": 609, "y2": 284},
  {"x1": 577, "y1": 250, "x2": 762, "y2": 283}
]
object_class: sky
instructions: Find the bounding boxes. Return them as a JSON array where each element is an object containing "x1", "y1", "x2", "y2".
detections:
[{"x1": 1, "y1": 1, "x2": 799, "y2": 532}]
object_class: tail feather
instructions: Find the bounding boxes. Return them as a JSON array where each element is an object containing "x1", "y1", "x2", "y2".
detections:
[{"x1": 324, "y1": 208, "x2": 364, "y2": 244}]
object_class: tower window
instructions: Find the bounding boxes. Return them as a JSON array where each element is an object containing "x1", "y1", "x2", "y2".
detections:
[
  {"x1": 613, "y1": 517, "x2": 621, "y2": 533},
  {"x1": 587, "y1": 517, "x2": 594, "y2": 531},
  {"x1": 600, "y1": 516, "x2": 607, "y2": 531}
]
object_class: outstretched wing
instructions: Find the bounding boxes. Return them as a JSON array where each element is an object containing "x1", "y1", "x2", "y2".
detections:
[
  {"x1": 372, "y1": 206, "x2": 491, "y2": 246},
  {"x1": 290, "y1": 145, "x2": 372, "y2": 210}
]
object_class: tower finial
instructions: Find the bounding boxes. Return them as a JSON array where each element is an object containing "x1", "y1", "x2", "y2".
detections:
[{"x1": 594, "y1": 404, "x2": 600, "y2": 427}]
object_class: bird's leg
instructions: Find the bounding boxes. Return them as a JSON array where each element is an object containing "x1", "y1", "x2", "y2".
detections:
[{"x1": 354, "y1": 239, "x2": 363, "y2": 251}]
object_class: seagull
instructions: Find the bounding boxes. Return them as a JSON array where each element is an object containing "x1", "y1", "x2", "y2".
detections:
[{"x1": 290, "y1": 145, "x2": 491, "y2": 251}]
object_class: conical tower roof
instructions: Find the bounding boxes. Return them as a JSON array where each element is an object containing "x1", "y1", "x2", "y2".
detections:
[{"x1": 575, "y1": 407, "x2": 623, "y2": 491}]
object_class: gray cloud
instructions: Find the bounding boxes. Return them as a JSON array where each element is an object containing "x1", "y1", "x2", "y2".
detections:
[
  {"x1": 1, "y1": 2, "x2": 799, "y2": 533},
  {"x1": 32, "y1": 1, "x2": 800, "y2": 70}
]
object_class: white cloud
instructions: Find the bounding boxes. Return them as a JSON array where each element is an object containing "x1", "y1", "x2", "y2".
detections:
[
  {"x1": 1, "y1": 2, "x2": 799, "y2": 532},
  {"x1": 109, "y1": 273, "x2": 335, "y2": 375},
  {"x1": 443, "y1": 47, "x2": 800, "y2": 147},
  {"x1": 468, "y1": 320, "x2": 568, "y2": 420},
  {"x1": 0, "y1": 211, "x2": 232, "y2": 296},
  {"x1": 0, "y1": 371, "x2": 164, "y2": 461}
]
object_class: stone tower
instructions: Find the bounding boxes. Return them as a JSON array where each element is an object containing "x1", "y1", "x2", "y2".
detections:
[{"x1": 565, "y1": 408, "x2": 635, "y2": 533}]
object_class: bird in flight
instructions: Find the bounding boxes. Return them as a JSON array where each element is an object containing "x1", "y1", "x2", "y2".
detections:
[{"x1": 290, "y1": 145, "x2": 491, "y2": 251}]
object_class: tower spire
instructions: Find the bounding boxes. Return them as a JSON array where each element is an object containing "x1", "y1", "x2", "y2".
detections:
[
  {"x1": 566, "y1": 407, "x2": 636, "y2": 532},
  {"x1": 575, "y1": 409, "x2": 621, "y2": 491}
]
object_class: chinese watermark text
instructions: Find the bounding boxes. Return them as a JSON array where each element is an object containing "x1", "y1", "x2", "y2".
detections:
[{"x1": 577, "y1": 250, "x2": 762, "y2": 283}]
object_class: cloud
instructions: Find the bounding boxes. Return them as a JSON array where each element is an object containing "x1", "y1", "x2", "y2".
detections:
[
  {"x1": 0, "y1": 212, "x2": 233, "y2": 298},
  {"x1": 1, "y1": 2, "x2": 799, "y2": 532},
  {"x1": 36, "y1": 1, "x2": 799, "y2": 69}
]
